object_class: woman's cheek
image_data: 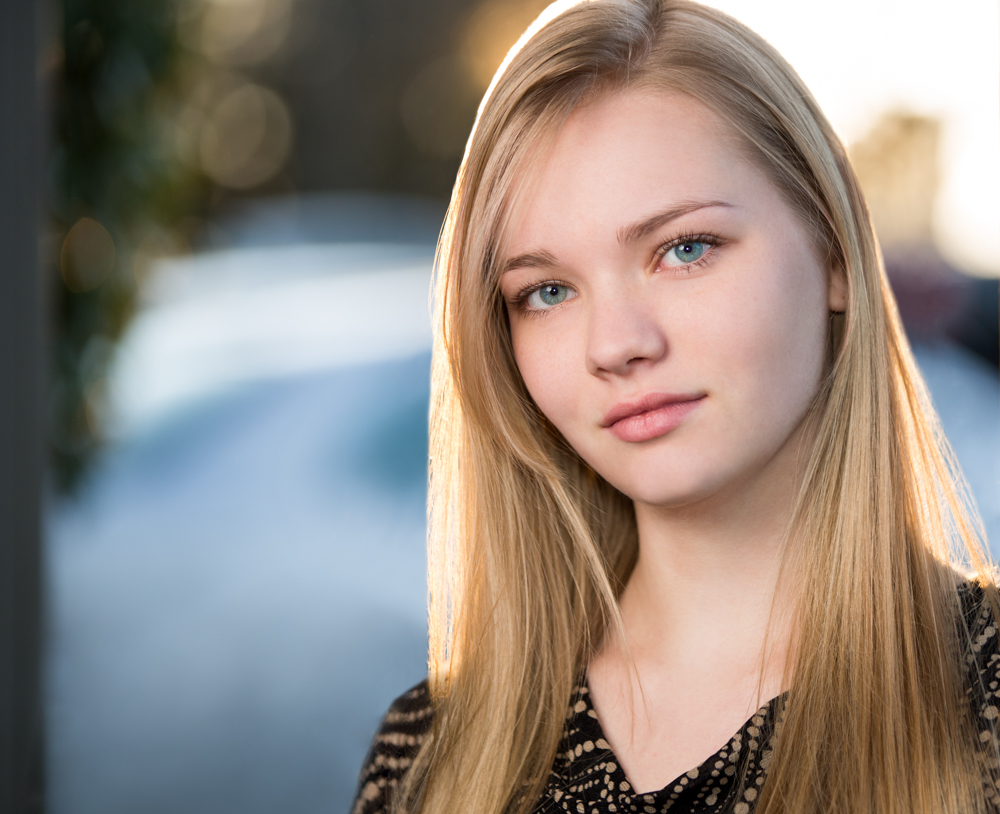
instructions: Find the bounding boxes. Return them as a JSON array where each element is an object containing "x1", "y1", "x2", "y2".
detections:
[
  {"x1": 734, "y1": 283, "x2": 828, "y2": 429},
  {"x1": 513, "y1": 323, "x2": 580, "y2": 427}
]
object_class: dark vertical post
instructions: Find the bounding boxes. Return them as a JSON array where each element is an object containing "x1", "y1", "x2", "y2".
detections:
[{"x1": 0, "y1": 0, "x2": 45, "y2": 811}]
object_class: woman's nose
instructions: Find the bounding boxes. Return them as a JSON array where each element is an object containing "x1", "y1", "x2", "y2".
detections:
[{"x1": 585, "y1": 287, "x2": 668, "y2": 376}]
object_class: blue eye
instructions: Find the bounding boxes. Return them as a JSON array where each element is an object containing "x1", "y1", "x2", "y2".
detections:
[
  {"x1": 663, "y1": 240, "x2": 709, "y2": 266},
  {"x1": 526, "y1": 283, "x2": 574, "y2": 309}
]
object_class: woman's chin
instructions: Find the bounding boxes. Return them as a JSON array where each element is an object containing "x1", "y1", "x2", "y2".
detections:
[{"x1": 613, "y1": 472, "x2": 726, "y2": 512}]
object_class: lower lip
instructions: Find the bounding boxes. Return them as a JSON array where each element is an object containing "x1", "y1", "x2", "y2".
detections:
[{"x1": 607, "y1": 397, "x2": 705, "y2": 443}]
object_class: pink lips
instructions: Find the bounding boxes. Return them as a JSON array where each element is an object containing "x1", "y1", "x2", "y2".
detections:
[{"x1": 602, "y1": 392, "x2": 705, "y2": 442}]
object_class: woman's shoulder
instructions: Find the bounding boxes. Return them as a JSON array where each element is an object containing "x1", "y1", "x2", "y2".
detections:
[
  {"x1": 959, "y1": 579, "x2": 1000, "y2": 657},
  {"x1": 351, "y1": 679, "x2": 434, "y2": 814},
  {"x1": 958, "y1": 579, "x2": 999, "y2": 643}
]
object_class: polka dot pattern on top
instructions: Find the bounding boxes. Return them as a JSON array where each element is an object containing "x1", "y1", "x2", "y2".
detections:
[{"x1": 352, "y1": 582, "x2": 1000, "y2": 814}]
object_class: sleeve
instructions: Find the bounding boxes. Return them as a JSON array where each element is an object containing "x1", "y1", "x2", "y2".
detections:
[
  {"x1": 961, "y1": 581, "x2": 1000, "y2": 710},
  {"x1": 351, "y1": 680, "x2": 434, "y2": 814},
  {"x1": 959, "y1": 582, "x2": 1000, "y2": 809}
]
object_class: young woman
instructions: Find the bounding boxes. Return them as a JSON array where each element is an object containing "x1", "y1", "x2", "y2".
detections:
[{"x1": 352, "y1": 1, "x2": 1000, "y2": 812}]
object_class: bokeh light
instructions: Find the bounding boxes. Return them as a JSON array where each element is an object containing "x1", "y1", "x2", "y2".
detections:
[
  {"x1": 198, "y1": 82, "x2": 293, "y2": 188},
  {"x1": 400, "y1": 56, "x2": 482, "y2": 158},
  {"x1": 60, "y1": 217, "x2": 116, "y2": 294},
  {"x1": 194, "y1": 0, "x2": 293, "y2": 67},
  {"x1": 461, "y1": 0, "x2": 552, "y2": 90}
]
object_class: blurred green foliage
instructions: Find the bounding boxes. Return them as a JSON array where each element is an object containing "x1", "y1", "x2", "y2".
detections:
[{"x1": 51, "y1": 0, "x2": 205, "y2": 490}]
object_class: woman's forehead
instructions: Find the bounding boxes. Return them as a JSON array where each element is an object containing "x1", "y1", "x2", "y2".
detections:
[{"x1": 500, "y1": 89, "x2": 762, "y2": 255}]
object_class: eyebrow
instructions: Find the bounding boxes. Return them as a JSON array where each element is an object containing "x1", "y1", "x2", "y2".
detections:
[
  {"x1": 616, "y1": 200, "x2": 733, "y2": 246},
  {"x1": 502, "y1": 249, "x2": 559, "y2": 274},
  {"x1": 501, "y1": 200, "x2": 732, "y2": 274}
]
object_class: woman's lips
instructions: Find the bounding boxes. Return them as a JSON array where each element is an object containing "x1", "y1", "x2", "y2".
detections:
[{"x1": 603, "y1": 393, "x2": 706, "y2": 442}]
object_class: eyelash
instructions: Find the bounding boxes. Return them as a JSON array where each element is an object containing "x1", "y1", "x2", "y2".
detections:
[
  {"x1": 654, "y1": 231, "x2": 724, "y2": 272},
  {"x1": 511, "y1": 281, "x2": 565, "y2": 317},
  {"x1": 510, "y1": 231, "x2": 725, "y2": 315}
]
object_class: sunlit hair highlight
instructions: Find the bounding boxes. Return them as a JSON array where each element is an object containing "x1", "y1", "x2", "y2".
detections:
[{"x1": 399, "y1": 2, "x2": 1000, "y2": 812}]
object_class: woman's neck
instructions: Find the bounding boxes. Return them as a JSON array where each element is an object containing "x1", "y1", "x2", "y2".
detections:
[
  {"x1": 614, "y1": 434, "x2": 806, "y2": 680},
  {"x1": 585, "y1": 470, "x2": 801, "y2": 794},
  {"x1": 628, "y1": 501, "x2": 791, "y2": 650}
]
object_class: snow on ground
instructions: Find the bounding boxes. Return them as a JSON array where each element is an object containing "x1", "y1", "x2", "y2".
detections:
[
  {"x1": 49, "y1": 355, "x2": 432, "y2": 814},
  {"x1": 49, "y1": 242, "x2": 437, "y2": 814}
]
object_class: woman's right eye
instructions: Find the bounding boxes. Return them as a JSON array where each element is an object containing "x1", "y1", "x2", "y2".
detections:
[{"x1": 525, "y1": 283, "x2": 575, "y2": 310}]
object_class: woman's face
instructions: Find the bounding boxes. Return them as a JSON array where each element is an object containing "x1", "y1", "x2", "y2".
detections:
[{"x1": 500, "y1": 89, "x2": 846, "y2": 510}]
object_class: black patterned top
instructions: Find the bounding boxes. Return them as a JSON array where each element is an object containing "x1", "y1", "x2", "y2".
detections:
[{"x1": 352, "y1": 584, "x2": 1000, "y2": 814}]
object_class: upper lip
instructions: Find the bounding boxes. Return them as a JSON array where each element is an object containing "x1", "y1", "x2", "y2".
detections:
[{"x1": 601, "y1": 391, "x2": 705, "y2": 427}]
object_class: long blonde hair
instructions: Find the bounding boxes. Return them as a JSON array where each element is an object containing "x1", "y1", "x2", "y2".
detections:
[{"x1": 403, "y1": 2, "x2": 999, "y2": 812}]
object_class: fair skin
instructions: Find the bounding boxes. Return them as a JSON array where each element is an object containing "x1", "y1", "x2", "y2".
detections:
[{"x1": 499, "y1": 89, "x2": 847, "y2": 793}]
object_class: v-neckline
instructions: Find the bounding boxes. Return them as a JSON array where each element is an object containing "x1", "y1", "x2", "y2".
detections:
[{"x1": 568, "y1": 680, "x2": 783, "y2": 801}]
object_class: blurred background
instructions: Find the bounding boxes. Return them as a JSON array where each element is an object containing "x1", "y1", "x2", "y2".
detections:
[{"x1": 44, "y1": 0, "x2": 998, "y2": 812}]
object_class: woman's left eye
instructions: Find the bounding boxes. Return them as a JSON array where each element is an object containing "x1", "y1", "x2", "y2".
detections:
[{"x1": 662, "y1": 240, "x2": 710, "y2": 267}]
